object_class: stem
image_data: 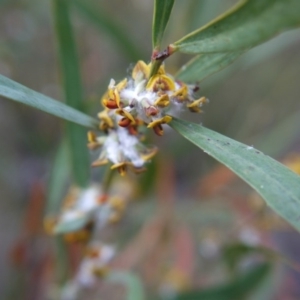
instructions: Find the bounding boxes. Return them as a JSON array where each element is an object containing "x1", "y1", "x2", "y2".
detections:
[
  {"x1": 148, "y1": 45, "x2": 177, "y2": 79},
  {"x1": 102, "y1": 167, "x2": 115, "y2": 193},
  {"x1": 149, "y1": 60, "x2": 163, "y2": 79},
  {"x1": 54, "y1": 236, "x2": 70, "y2": 286}
]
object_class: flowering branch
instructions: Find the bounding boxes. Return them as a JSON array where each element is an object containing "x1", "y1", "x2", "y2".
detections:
[{"x1": 88, "y1": 60, "x2": 208, "y2": 176}]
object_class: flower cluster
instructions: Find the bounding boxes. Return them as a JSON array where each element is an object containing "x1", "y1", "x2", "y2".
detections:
[
  {"x1": 88, "y1": 60, "x2": 208, "y2": 175},
  {"x1": 61, "y1": 243, "x2": 116, "y2": 299},
  {"x1": 44, "y1": 178, "x2": 136, "y2": 297},
  {"x1": 75, "y1": 242, "x2": 116, "y2": 286},
  {"x1": 88, "y1": 127, "x2": 157, "y2": 176},
  {"x1": 45, "y1": 180, "x2": 134, "y2": 238}
]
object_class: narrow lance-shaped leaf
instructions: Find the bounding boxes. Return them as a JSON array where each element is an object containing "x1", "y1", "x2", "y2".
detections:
[
  {"x1": 108, "y1": 271, "x2": 145, "y2": 300},
  {"x1": 0, "y1": 74, "x2": 98, "y2": 128},
  {"x1": 170, "y1": 117, "x2": 300, "y2": 232},
  {"x1": 54, "y1": 204, "x2": 111, "y2": 234},
  {"x1": 174, "y1": 263, "x2": 271, "y2": 300},
  {"x1": 53, "y1": 0, "x2": 90, "y2": 188},
  {"x1": 152, "y1": 0, "x2": 175, "y2": 49},
  {"x1": 176, "y1": 51, "x2": 243, "y2": 83},
  {"x1": 53, "y1": 236, "x2": 69, "y2": 284},
  {"x1": 45, "y1": 141, "x2": 70, "y2": 284},
  {"x1": 221, "y1": 243, "x2": 300, "y2": 275},
  {"x1": 149, "y1": 0, "x2": 175, "y2": 77},
  {"x1": 54, "y1": 213, "x2": 91, "y2": 234},
  {"x1": 171, "y1": 0, "x2": 300, "y2": 54},
  {"x1": 177, "y1": 29, "x2": 300, "y2": 92},
  {"x1": 72, "y1": 0, "x2": 142, "y2": 61},
  {"x1": 45, "y1": 141, "x2": 70, "y2": 216}
]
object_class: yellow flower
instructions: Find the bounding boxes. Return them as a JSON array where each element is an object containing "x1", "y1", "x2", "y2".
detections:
[
  {"x1": 87, "y1": 131, "x2": 100, "y2": 150},
  {"x1": 187, "y1": 97, "x2": 208, "y2": 113},
  {"x1": 98, "y1": 109, "x2": 114, "y2": 132},
  {"x1": 146, "y1": 74, "x2": 176, "y2": 93},
  {"x1": 154, "y1": 94, "x2": 170, "y2": 107},
  {"x1": 110, "y1": 161, "x2": 147, "y2": 176},
  {"x1": 132, "y1": 60, "x2": 150, "y2": 80},
  {"x1": 102, "y1": 88, "x2": 120, "y2": 109},
  {"x1": 147, "y1": 115, "x2": 173, "y2": 136},
  {"x1": 116, "y1": 108, "x2": 136, "y2": 126},
  {"x1": 91, "y1": 158, "x2": 109, "y2": 167},
  {"x1": 172, "y1": 85, "x2": 188, "y2": 102}
]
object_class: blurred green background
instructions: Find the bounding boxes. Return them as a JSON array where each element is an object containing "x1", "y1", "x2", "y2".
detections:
[{"x1": 1, "y1": 0, "x2": 300, "y2": 299}]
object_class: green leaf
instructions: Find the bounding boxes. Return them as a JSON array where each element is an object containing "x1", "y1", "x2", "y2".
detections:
[
  {"x1": 172, "y1": 0, "x2": 300, "y2": 54},
  {"x1": 53, "y1": 0, "x2": 90, "y2": 187},
  {"x1": 222, "y1": 243, "x2": 277, "y2": 275},
  {"x1": 0, "y1": 74, "x2": 98, "y2": 128},
  {"x1": 152, "y1": 0, "x2": 175, "y2": 49},
  {"x1": 46, "y1": 141, "x2": 70, "y2": 284},
  {"x1": 54, "y1": 205, "x2": 110, "y2": 234},
  {"x1": 174, "y1": 263, "x2": 271, "y2": 300},
  {"x1": 45, "y1": 141, "x2": 70, "y2": 216},
  {"x1": 53, "y1": 236, "x2": 70, "y2": 284},
  {"x1": 222, "y1": 243, "x2": 300, "y2": 282},
  {"x1": 54, "y1": 213, "x2": 90, "y2": 234},
  {"x1": 176, "y1": 52, "x2": 243, "y2": 83},
  {"x1": 108, "y1": 271, "x2": 145, "y2": 300},
  {"x1": 184, "y1": 0, "x2": 232, "y2": 33},
  {"x1": 169, "y1": 117, "x2": 300, "y2": 232},
  {"x1": 72, "y1": 0, "x2": 142, "y2": 61}
]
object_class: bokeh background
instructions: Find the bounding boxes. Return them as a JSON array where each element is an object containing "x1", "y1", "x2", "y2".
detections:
[{"x1": 1, "y1": 0, "x2": 300, "y2": 299}]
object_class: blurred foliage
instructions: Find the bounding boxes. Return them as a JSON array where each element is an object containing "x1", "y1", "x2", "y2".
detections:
[{"x1": 174, "y1": 263, "x2": 272, "y2": 300}]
